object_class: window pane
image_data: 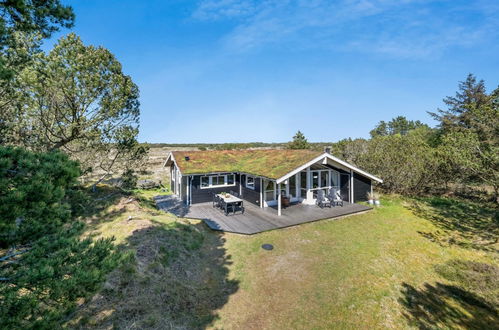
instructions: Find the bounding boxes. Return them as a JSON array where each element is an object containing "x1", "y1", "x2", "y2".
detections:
[
  {"x1": 201, "y1": 177, "x2": 209, "y2": 187},
  {"x1": 289, "y1": 176, "x2": 296, "y2": 197},
  {"x1": 312, "y1": 172, "x2": 319, "y2": 189},
  {"x1": 331, "y1": 171, "x2": 339, "y2": 187},
  {"x1": 320, "y1": 171, "x2": 329, "y2": 188},
  {"x1": 300, "y1": 189, "x2": 307, "y2": 198},
  {"x1": 265, "y1": 191, "x2": 274, "y2": 201},
  {"x1": 211, "y1": 176, "x2": 219, "y2": 186},
  {"x1": 247, "y1": 176, "x2": 254, "y2": 187},
  {"x1": 300, "y1": 172, "x2": 307, "y2": 188},
  {"x1": 227, "y1": 174, "x2": 234, "y2": 185},
  {"x1": 216, "y1": 176, "x2": 224, "y2": 185},
  {"x1": 265, "y1": 180, "x2": 274, "y2": 191}
]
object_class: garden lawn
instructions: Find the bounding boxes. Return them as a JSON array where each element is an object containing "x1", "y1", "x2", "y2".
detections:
[
  {"x1": 213, "y1": 196, "x2": 498, "y2": 329},
  {"x1": 73, "y1": 192, "x2": 498, "y2": 329}
]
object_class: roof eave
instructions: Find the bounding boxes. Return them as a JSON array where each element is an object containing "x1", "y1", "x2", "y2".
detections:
[{"x1": 275, "y1": 153, "x2": 383, "y2": 184}]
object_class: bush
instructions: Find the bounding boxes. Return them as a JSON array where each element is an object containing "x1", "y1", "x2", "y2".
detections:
[
  {"x1": 137, "y1": 179, "x2": 160, "y2": 189},
  {"x1": 0, "y1": 146, "x2": 80, "y2": 246},
  {"x1": 0, "y1": 147, "x2": 123, "y2": 328}
]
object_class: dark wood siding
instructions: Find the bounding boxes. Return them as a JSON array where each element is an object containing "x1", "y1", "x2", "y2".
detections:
[
  {"x1": 340, "y1": 173, "x2": 350, "y2": 202},
  {"x1": 240, "y1": 174, "x2": 261, "y2": 206},
  {"x1": 353, "y1": 173, "x2": 371, "y2": 202},
  {"x1": 181, "y1": 176, "x2": 188, "y2": 203},
  {"x1": 190, "y1": 174, "x2": 240, "y2": 204}
]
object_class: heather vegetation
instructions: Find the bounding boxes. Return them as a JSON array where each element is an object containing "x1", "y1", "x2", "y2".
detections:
[{"x1": 0, "y1": 1, "x2": 497, "y2": 328}]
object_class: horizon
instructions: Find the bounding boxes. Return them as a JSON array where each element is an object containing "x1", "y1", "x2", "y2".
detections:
[{"x1": 45, "y1": 0, "x2": 499, "y2": 143}]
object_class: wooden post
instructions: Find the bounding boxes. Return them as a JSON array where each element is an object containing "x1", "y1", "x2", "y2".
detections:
[
  {"x1": 350, "y1": 169, "x2": 354, "y2": 203},
  {"x1": 306, "y1": 166, "x2": 312, "y2": 203},
  {"x1": 239, "y1": 174, "x2": 242, "y2": 196},
  {"x1": 277, "y1": 182, "x2": 282, "y2": 216},
  {"x1": 186, "y1": 176, "x2": 190, "y2": 205},
  {"x1": 260, "y1": 178, "x2": 263, "y2": 208}
]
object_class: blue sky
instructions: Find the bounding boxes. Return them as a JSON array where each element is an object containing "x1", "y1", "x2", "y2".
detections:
[{"x1": 48, "y1": 0, "x2": 499, "y2": 143}]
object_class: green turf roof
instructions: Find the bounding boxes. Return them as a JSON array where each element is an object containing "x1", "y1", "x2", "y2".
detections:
[{"x1": 171, "y1": 149, "x2": 323, "y2": 180}]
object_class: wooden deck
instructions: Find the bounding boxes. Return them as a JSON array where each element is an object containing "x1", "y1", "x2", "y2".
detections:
[{"x1": 155, "y1": 195, "x2": 372, "y2": 235}]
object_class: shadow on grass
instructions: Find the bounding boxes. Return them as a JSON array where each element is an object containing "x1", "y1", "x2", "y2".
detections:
[
  {"x1": 75, "y1": 185, "x2": 174, "y2": 231},
  {"x1": 70, "y1": 220, "x2": 238, "y2": 329},
  {"x1": 72, "y1": 185, "x2": 127, "y2": 226},
  {"x1": 400, "y1": 259, "x2": 499, "y2": 329},
  {"x1": 400, "y1": 282, "x2": 498, "y2": 329},
  {"x1": 406, "y1": 196, "x2": 498, "y2": 252}
]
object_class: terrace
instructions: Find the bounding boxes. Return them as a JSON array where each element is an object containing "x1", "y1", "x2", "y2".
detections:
[{"x1": 155, "y1": 195, "x2": 371, "y2": 234}]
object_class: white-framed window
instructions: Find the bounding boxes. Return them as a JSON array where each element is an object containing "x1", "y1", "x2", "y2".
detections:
[
  {"x1": 309, "y1": 169, "x2": 340, "y2": 191},
  {"x1": 246, "y1": 175, "x2": 255, "y2": 190},
  {"x1": 200, "y1": 174, "x2": 236, "y2": 189},
  {"x1": 200, "y1": 176, "x2": 209, "y2": 188},
  {"x1": 264, "y1": 179, "x2": 275, "y2": 201}
]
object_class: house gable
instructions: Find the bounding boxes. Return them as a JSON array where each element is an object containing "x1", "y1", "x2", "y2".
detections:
[{"x1": 166, "y1": 149, "x2": 382, "y2": 184}]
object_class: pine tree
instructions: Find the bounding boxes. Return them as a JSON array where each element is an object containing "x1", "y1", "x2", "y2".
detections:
[
  {"x1": 429, "y1": 73, "x2": 489, "y2": 132},
  {"x1": 432, "y1": 74, "x2": 499, "y2": 202},
  {"x1": 287, "y1": 130, "x2": 310, "y2": 149},
  {"x1": 370, "y1": 116, "x2": 429, "y2": 137},
  {"x1": 0, "y1": 146, "x2": 124, "y2": 328}
]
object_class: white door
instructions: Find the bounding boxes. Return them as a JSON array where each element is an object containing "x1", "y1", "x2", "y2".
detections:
[{"x1": 263, "y1": 179, "x2": 276, "y2": 207}]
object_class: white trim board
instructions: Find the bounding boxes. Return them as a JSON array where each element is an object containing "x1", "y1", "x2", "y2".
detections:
[
  {"x1": 166, "y1": 151, "x2": 382, "y2": 185},
  {"x1": 276, "y1": 153, "x2": 383, "y2": 184}
]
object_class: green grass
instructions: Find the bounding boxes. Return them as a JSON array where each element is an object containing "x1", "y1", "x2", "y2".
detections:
[
  {"x1": 171, "y1": 149, "x2": 322, "y2": 179},
  {"x1": 71, "y1": 192, "x2": 498, "y2": 329},
  {"x1": 214, "y1": 196, "x2": 498, "y2": 329}
]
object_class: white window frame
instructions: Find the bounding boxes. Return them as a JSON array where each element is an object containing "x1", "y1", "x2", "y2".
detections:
[
  {"x1": 200, "y1": 176, "x2": 209, "y2": 188},
  {"x1": 309, "y1": 169, "x2": 340, "y2": 191},
  {"x1": 245, "y1": 175, "x2": 255, "y2": 190},
  {"x1": 200, "y1": 174, "x2": 236, "y2": 189}
]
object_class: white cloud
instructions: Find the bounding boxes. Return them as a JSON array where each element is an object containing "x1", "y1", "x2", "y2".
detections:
[
  {"x1": 192, "y1": 0, "x2": 499, "y2": 58},
  {"x1": 192, "y1": 0, "x2": 261, "y2": 20}
]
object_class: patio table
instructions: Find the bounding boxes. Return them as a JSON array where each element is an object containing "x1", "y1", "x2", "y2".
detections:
[{"x1": 217, "y1": 193, "x2": 244, "y2": 215}]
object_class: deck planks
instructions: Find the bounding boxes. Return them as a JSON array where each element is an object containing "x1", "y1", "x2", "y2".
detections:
[{"x1": 155, "y1": 195, "x2": 372, "y2": 234}]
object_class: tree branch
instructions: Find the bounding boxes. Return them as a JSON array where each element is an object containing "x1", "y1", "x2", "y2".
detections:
[{"x1": 0, "y1": 249, "x2": 30, "y2": 262}]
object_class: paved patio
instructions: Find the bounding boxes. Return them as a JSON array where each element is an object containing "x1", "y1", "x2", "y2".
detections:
[{"x1": 155, "y1": 195, "x2": 372, "y2": 234}]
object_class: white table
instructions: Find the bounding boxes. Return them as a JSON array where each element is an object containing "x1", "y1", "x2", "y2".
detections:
[{"x1": 217, "y1": 194, "x2": 244, "y2": 215}]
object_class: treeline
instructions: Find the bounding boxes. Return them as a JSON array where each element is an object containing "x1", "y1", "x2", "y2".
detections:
[
  {"x1": 327, "y1": 75, "x2": 498, "y2": 201},
  {"x1": 148, "y1": 142, "x2": 286, "y2": 150}
]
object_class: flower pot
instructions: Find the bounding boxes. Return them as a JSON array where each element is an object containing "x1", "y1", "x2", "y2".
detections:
[
  {"x1": 374, "y1": 200, "x2": 381, "y2": 206},
  {"x1": 368, "y1": 199, "x2": 374, "y2": 205}
]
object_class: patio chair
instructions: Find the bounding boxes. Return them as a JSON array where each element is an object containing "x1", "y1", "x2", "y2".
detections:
[
  {"x1": 220, "y1": 200, "x2": 236, "y2": 215},
  {"x1": 327, "y1": 189, "x2": 336, "y2": 202},
  {"x1": 316, "y1": 190, "x2": 332, "y2": 208},
  {"x1": 230, "y1": 190, "x2": 239, "y2": 197},
  {"x1": 212, "y1": 193, "x2": 221, "y2": 208},
  {"x1": 233, "y1": 201, "x2": 245, "y2": 214},
  {"x1": 329, "y1": 189, "x2": 344, "y2": 207}
]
